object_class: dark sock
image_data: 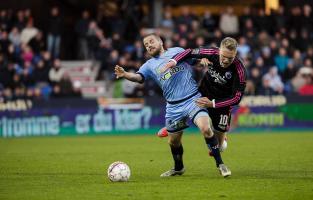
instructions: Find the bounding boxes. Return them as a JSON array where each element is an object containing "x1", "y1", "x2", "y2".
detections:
[
  {"x1": 170, "y1": 145, "x2": 184, "y2": 171},
  {"x1": 205, "y1": 136, "x2": 223, "y2": 167}
]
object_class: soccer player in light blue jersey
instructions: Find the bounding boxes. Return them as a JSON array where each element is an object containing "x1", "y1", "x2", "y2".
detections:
[{"x1": 114, "y1": 33, "x2": 231, "y2": 177}]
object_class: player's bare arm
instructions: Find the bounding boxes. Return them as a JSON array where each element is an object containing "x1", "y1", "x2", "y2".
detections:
[{"x1": 114, "y1": 65, "x2": 143, "y2": 83}]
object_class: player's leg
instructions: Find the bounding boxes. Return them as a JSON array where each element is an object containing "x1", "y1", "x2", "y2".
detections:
[
  {"x1": 160, "y1": 105, "x2": 188, "y2": 177},
  {"x1": 208, "y1": 131, "x2": 227, "y2": 156},
  {"x1": 193, "y1": 115, "x2": 222, "y2": 165},
  {"x1": 168, "y1": 131, "x2": 184, "y2": 171},
  {"x1": 193, "y1": 115, "x2": 231, "y2": 177},
  {"x1": 160, "y1": 130, "x2": 186, "y2": 177},
  {"x1": 208, "y1": 107, "x2": 232, "y2": 153},
  {"x1": 214, "y1": 130, "x2": 227, "y2": 152}
]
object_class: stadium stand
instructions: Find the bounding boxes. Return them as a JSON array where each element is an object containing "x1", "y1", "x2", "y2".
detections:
[{"x1": 0, "y1": 3, "x2": 312, "y2": 99}]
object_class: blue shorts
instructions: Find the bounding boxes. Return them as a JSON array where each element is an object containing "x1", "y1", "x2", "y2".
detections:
[{"x1": 165, "y1": 93, "x2": 209, "y2": 133}]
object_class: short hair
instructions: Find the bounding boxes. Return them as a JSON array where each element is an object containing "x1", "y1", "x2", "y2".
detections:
[
  {"x1": 220, "y1": 37, "x2": 238, "y2": 51},
  {"x1": 143, "y1": 33, "x2": 162, "y2": 42}
]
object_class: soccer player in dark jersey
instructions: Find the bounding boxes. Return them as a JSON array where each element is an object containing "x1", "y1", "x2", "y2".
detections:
[{"x1": 158, "y1": 37, "x2": 247, "y2": 156}]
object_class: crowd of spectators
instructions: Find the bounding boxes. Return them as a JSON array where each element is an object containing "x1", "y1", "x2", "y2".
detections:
[
  {"x1": 0, "y1": 7, "x2": 80, "y2": 100},
  {"x1": 0, "y1": 3, "x2": 313, "y2": 100}
]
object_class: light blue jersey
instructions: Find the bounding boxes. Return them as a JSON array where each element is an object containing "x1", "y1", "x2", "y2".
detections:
[
  {"x1": 137, "y1": 47, "x2": 209, "y2": 133},
  {"x1": 137, "y1": 47, "x2": 198, "y2": 102}
]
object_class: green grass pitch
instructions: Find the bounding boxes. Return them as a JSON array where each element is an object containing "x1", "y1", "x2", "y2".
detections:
[{"x1": 1, "y1": 131, "x2": 313, "y2": 200}]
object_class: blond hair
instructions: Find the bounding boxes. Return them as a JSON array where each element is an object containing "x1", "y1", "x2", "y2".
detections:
[
  {"x1": 143, "y1": 33, "x2": 162, "y2": 42},
  {"x1": 220, "y1": 37, "x2": 238, "y2": 51}
]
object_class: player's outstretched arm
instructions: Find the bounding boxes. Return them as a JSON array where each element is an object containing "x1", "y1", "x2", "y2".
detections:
[
  {"x1": 114, "y1": 65, "x2": 143, "y2": 83},
  {"x1": 172, "y1": 48, "x2": 216, "y2": 64},
  {"x1": 160, "y1": 52, "x2": 213, "y2": 73}
]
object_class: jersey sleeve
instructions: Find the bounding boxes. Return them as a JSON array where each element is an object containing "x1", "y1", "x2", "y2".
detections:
[
  {"x1": 171, "y1": 47, "x2": 185, "y2": 53},
  {"x1": 172, "y1": 47, "x2": 219, "y2": 63},
  {"x1": 214, "y1": 58, "x2": 247, "y2": 108},
  {"x1": 136, "y1": 62, "x2": 151, "y2": 83}
]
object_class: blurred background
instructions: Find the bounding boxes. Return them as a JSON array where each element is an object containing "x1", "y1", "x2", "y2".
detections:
[{"x1": 0, "y1": 0, "x2": 312, "y2": 137}]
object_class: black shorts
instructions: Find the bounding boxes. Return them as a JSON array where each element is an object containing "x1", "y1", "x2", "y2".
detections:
[{"x1": 208, "y1": 106, "x2": 232, "y2": 133}]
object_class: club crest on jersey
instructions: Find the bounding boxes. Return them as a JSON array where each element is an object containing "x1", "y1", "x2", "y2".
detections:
[{"x1": 225, "y1": 71, "x2": 232, "y2": 79}]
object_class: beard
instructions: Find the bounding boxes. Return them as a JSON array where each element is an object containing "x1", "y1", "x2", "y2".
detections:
[{"x1": 149, "y1": 45, "x2": 162, "y2": 57}]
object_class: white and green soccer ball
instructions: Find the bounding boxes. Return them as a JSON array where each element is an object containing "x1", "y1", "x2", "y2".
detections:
[{"x1": 107, "y1": 161, "x2": 131, "y2": 182}]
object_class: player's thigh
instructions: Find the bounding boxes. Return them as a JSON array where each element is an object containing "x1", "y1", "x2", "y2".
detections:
[
  {"x1": 183, "y1": 96, "x2": 213, "y2": 136},
  {"x1": 165, "y1": 104, "x2": 189, "y2": 134},
  {"x1": 208, "y1": 107, "x2": 232, "y2": 133}
]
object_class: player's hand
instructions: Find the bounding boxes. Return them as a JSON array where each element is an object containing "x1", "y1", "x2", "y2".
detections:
[
  {"x1": 200, "y1": 58, "x2": 212, "y2": 67},
  {"x1": 114, "y1": 65, "x2": 125, "y2": 79},
  {"x1": 160, "y1": 60, "x2": 176, "y2": 73},
  {"x1": 195, "y1": 97, "x2": 213, "y2": 108}
]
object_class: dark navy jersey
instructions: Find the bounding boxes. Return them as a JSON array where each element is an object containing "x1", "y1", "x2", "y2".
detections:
[{"x1": 173, "y1": 47, "x2": 247, "y2": 108}]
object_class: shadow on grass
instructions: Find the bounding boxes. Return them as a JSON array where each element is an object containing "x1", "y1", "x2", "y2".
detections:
[
  {"x1": 232, "y1": 169, "x2": 313, "y2": 180},
  {"x1": 4, "y1": 172, "x2": 103, "y2": 176}
]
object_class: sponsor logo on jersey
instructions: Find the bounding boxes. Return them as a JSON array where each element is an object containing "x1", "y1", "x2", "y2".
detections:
[
  {"x1": 207, "y1": 66, "x2": 227, "y2": 84},
  {"x1": 160, "y1": 66, "x2": 185, "y2": 80}
]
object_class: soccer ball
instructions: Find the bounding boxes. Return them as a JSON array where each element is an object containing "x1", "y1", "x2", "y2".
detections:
[{"x1": 107, "y1": 161, "x2": 131, "y2": 182}]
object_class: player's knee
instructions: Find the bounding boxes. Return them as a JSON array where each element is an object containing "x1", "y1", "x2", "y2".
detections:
[
  {"x1": 196, "y1": 116, "x2": 214, "y2": 137},
  {"x1": 168, "y1": 137, "x2": 181, "y2": 147},
  {"x1": 199, "y1": 124, "x2": 214, "y2": 138}
]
